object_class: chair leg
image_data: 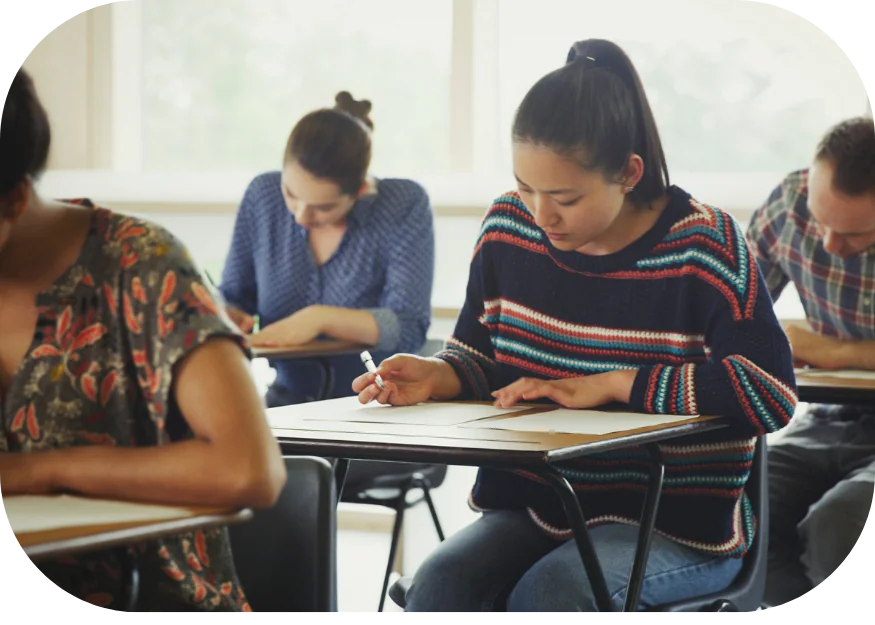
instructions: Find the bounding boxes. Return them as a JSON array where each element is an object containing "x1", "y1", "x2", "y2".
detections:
[
  {"x1": 418, "y1": 481, "x2": 445, "y2": 542},
  {"x1": 379, "y1": 494, "x2": 407, "y2": 612}
]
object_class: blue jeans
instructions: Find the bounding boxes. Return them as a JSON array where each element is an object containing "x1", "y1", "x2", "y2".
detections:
[{"x1": 405, "y1": 510, "x2": 743, "y2": 611}]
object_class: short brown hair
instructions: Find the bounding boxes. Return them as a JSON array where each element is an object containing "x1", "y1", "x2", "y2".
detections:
[
  {"x1": 285, "y1": 91, "x2": 373, "y2": 195},
  {"x1": 815, "y1": 117, "x2": 875, "y2": 196}
]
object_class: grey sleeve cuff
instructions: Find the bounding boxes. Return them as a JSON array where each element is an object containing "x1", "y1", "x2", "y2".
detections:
[{"x1": 365, "y1": 308, "x2": 402, "y2": 352}]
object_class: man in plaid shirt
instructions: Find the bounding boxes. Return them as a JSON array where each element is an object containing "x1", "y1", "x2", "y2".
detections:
[{"x1": 746, "y1": 117, "x2": 875, "y2": 607}]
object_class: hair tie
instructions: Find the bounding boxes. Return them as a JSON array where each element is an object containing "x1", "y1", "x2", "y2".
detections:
[{"x1": 566, "y1": 42, "x2": 597, "y2": 68}]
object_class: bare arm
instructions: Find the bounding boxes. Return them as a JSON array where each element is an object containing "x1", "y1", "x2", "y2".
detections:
[
  {"x1": 785, "y1": 324, "x2": 875, "y2": 370},
  {"x1": 1, "y1": 339, "x2": 286, "y2": 508},
  {"x1": 834, "y1": 340, "x2": 875, "y2": 370},
  {"x1": 317, "y1": 306, "x2": 380, "y2": 345}
]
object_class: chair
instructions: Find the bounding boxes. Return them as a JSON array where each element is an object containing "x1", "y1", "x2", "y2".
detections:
[
  {"x1": 339, "y1": 338, "x2": 449, "y2": 612},
  {"x1": 229, "y1": 456, "x2": 337, "y2": 611},
  {"x1": 341, "y1": 461, "x2": 447, "y2": 612},
  {"x1": 388, "y1": 436, "x2": 770, "y2": 612},
  {"x1": 647, "y1": 435, "x2": 769, "y2": 611}
]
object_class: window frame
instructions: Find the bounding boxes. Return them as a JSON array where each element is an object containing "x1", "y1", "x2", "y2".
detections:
[{"x1": 56, "y1": 0, "x2": 802, "y2": 220}]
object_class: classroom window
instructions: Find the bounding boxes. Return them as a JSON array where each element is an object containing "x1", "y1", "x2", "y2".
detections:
[
  {"x1": 140, "y1": 0, "x2": 453, "y2": 175},
  {"x1": 490, "y1": 0, "x2": 867, "y2": 177},
  {"x1": 127, "y1": 0, "x2": 868, "y2": 190},
  {"x1": 37, "y1": 0, "x2": 867, "y2": 321}
]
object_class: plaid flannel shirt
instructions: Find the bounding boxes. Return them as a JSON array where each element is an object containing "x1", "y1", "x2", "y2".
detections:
[{"x1": 747, "y1": 169, "x2": 875, "y2": 417}]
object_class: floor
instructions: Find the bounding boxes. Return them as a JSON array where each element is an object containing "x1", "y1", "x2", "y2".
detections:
[{"x1": 338, "y1": 528, "x2": 403, "y2": 612}]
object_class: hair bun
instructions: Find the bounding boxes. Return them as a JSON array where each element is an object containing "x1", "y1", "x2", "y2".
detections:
[{"x1": 334, "y1": 91, "x2": 373, "y2": 130}]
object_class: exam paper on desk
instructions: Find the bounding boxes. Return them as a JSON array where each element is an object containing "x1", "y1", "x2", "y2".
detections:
[
  {"x1": 459, "y1": 409, "x2": 697, "y2": 436},
  {"x1": 268, "y1": 396, "x2": 529, "y2": 427},
  {"x1": 795, "y1": 368, "x2": 875, "y2": 380}
]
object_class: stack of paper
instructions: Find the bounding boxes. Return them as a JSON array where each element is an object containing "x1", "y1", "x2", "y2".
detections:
[
  {"x1": 460, "y1": 409, "x2": 697, "y2": 436},
  {"x1": 795, "y1": 368, "x2": 875, "y2": 380},
  {"x1": 269, "y1": 396, "x2": 529, "y2": 428}
]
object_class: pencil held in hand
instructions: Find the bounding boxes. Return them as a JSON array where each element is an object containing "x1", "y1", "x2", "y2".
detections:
[
  {"x1": 360, "y1": 351, "x2": 385, "y2": 389},
  {"x1": 226, "y1": 306, "x2": 255, "y2": 334}
]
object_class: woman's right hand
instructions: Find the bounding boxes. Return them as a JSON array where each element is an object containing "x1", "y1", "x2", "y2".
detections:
[
  {"x1": 352, "y1": 354, "x2": 440, "y2": 406},
  {"x1": 225, "y1": 306, "x2": 255, "y2": 334}
]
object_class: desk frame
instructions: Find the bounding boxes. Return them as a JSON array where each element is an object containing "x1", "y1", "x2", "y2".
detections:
[
  {"x1": 275, "y1": 417, "x2": 724, "y2": 612},
  {"x1": 18, "y1": 508, "x2": 252, "y2": 611},
  {"x1": 795, "y1": 372, "x2": 875, "y2": 405}
]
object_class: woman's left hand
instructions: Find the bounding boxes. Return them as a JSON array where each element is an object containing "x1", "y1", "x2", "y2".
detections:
[
  {"x1": 491, "y1": 370, "x2": 637, "y2": 409},
  {"x1": 248, "y1": 306, "x2": 324, "y2": 348}
]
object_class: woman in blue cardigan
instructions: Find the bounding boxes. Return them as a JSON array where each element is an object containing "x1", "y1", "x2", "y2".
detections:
[{"x1": 220, "y1": 91, "x2": 435, "y2": 405}]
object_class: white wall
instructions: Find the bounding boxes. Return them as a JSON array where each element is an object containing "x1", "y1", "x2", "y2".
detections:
[{"x1": 23, "y1": 10, "x2": 93, "y2": 169}]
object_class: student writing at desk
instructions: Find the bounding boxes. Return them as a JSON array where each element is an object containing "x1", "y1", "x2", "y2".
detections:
[
  {"x1": 745, "y1": 117, "x2": 875, "y2": 608},
  {"x1": 219, "y1": 92, "x2": 434, "y2": 407},
  {"x1": 353, "y1": 40, "x2": 797, "y2": 612},
  {"x1": 0, "y1": 69, "x2": 286, "y2": 611}
]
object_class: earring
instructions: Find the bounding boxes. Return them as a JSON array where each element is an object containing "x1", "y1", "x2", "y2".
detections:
[{"x1": 624, "y1": 186, "x2": 634, "y2": 194}]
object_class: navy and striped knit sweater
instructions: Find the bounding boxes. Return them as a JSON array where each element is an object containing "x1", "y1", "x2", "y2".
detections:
[{"x1": 435, "y1": 186, "x2": 797, "y2": 558}]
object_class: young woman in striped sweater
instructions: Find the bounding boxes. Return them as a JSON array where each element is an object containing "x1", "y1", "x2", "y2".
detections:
[{"x1": 353, "y1": 39, "x2": 797, "y2": 611}]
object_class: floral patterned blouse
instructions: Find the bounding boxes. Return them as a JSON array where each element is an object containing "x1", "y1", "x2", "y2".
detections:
[{"x1": 0, "y1": 201, "x2": 251, "y2": 611}]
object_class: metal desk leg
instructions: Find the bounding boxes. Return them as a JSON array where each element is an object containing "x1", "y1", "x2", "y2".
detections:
[
  {"x1": 317, "y1": 358, "x2": 334, "y2": 401},
  {"x1": 115, "y1": 547, "x2": 140, "y2": 611},
  {"x1": 334, "y1": 457, "x2": 350, "y2": 505},
  {"x1": 623, "y1": 443, "x2": 665, "y2": 612},
  {"x1": 537, "y1": 467, "x2": 612, "y2": 612}
]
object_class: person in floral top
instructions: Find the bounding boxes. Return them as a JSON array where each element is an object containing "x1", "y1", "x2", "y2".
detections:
[{"x1": 0, "y1": 70, "x2": 286, "y2": 610}]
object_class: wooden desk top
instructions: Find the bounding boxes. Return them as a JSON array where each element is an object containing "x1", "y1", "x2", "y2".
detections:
[
  {"x1": 795, "y1": 369, "x2": 875, "y2": 404},
  {"x1": 270, "y1": 403, "x2": 725, "y2": 468},
  {"x1": 251, "y1": 339, "x2": 367, "y2": 360},
  {"x1": 10, "y1": 499, "x2": 252, "y2": 562}
]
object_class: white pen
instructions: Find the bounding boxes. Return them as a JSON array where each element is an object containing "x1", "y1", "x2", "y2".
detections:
[{"x1": 360, "y1": 350, "x2": 385, "y2": 390}]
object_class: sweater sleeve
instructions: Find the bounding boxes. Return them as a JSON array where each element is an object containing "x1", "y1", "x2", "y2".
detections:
[
  {"x1": 218, "y1": 178, "x2": 260, "y2": 315},
  {"x1": 629, "y1": 228, "x2": 798, "y2": 437},
  {"x1": 433, "y1": 236, "x2": 497, "y2": 401},
  {"x1": 363, "y1": 186, "x2": 435, "y2": 353}
]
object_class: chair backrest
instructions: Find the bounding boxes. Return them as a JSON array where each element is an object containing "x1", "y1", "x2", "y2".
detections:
[
  {"x1": 418, "y1": 463, "x2": 448, "y2": 489},
  {"x1": 728, "y1": 435, "x2": 769, "y2": 608},
  {"x1": 652, "y1": 435, "x2": 769, "y2": 612},
  {"x1": 419, "y1": 338, "x2": 446, "y2": 357},
  {"x1": 229, "y1": 456, "x2": 337, "y2": 611}
]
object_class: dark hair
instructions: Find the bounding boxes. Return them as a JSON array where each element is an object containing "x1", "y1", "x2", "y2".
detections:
[
  {"x1": 284, "y1": 91, "x2": 373, "y2": 195},
  {"x1": 512, "y1": 39, "x2": 668, "y2": 204},
  {"x1": 815, "y1": 117, "x2": 875, "y2": 196},
  {"x1": 0, "y1": 68, "x2": 51, "y2": 200}
]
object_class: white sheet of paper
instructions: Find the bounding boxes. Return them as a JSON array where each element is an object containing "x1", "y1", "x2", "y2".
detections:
[
  {"x1": 459, "y1": 409, "x2": 697, "y2": 436},
  {"x1": 268, "y1": 396, "x2": 529, "y2": 427},
  {"x1": 3, "y1": 494, "x2": 195, "y2": 534},
  {"x1": 796, "y1": 368, "x2": 875, "y2": 380}
]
